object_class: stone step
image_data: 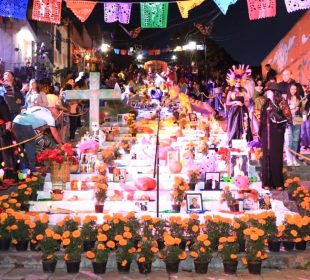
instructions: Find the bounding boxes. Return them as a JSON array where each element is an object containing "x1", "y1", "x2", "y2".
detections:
[{"x1": 0, "y1": 249, "x2": 308, "y2": 272}]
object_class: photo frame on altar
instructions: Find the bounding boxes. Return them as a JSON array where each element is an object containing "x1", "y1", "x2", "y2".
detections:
[
  {"x1": 204, "y1": 172, "x2": 221, "y2": 191},
  {"x1": 186, "y1": 193, "x2": 203, "y2": 212},
  {"x1": 113, "y1": 168, "x2": 127, "y2": 182},
  {"x1": 167, "y1": 150, "x2": 180, "y2": 166},
  {"x1": 189, "y1": 113, "x2": 198, "y2": 122},
  {"x1": 230, "y1": 154, "x2": 249, "y2": 177}
]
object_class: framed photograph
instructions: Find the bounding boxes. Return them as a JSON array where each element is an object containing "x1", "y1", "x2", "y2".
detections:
[
  {"x1": 113, "y1": 168, "x2": 127, "y2": 182},
  {"x1": 204, "y1": 172, "x2": 221, "y2": 191},
  {"x1": 186, "y1": 193, "x2": 203, "y2": 212},
  {"x1": 230, "y1": 154, "x2": 249, "y2": 177},
  {"x1": 189, "y1": 113, "x2": 198, "y2": 122}
]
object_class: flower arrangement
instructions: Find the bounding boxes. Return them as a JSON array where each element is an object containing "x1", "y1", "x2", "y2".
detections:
[
  {"x1": 189, "y1": 234, "x2": 212, "y2": 263},
  {"x1": 25, "y1": 175, "x2": 42, "y2": 196},
  {"x1": 187, "y1": 169, "x2": 201, "y2": 185},
  {"x1": 62, "y1": 215, "x2": 81, "y2": 232},
  {"x1": 63, "y1": 230, "x2": 83, "y2": 262},
  {"x1": 171, "y1": 176, "x2": 189, "y2": 205},
  {"x1": 78, "y1": 139, "x2": 99, "y2": 154},
  {"x1": 218, "y1": 235, "x2": 239, "y2": 262},
  {"x1": 30, "y1": 214, "x2": 49, "y2": 249},
  {"x1": 284, "y1": 177, "x2": 301, "y2": 195},
  {"x1": 37, "y1": 228, "x2": 61, "y2": 261},
  {"x1": 299, "y1": 196, "x2": 310, "y2": 216},
  {"x1": 243, "y1": 226, "x2": 267, "y2": 262},
  {"x1": 94, "y1": 182, "x2": 108, "y2": 205},
  {"x1": 159, "y1": 234, "x2": 186, "y2": 263},
  {"x1": 0, "y1": 194, "x2": 21, "y2": 211},
  {"x1": 37, "y1": 143, "x2": 75, "y2": 165},
  {"x1": 168, "y1": 216, "x2": 185, "y2": 239},
  {"x1": 204, "y1": 215, "x2": 233, "y2": 247},
  {"x1": 10, "y1": 212, "x2": 34, "y2": 243},
  {"x1": 140, "y1": 215, "x2": 155, "y2": 240},
  {"x1": 136, "y1": 238, "x2": 158, "y2": 264},
  {"x1": 81, "y1": 216, "x2": 98, "y2": 242},
  {"x1": 279, "y1": 214, "x2": 309, "y2": 242},
  {"x1": 86, "y1": 233, "x2": 110, "y2": 263},
  {"x1": 220, "y1": 186, "x2": 238, "y2": 210},
  {"x1": 101, "y1": 144, "x2": 121, "y2": 165},
  {"x1": 152, "y1": 217, "x2": 167, "y2": 241},
  {"x1": 96, "y1": 163, "x2": 108, "y2": 176},
  {"x1": 115, "y1": 231, "x2": 136, "y2": 267},
  {"x1": 198, "y1": 140, "x2": 209, "y2": 155},
  {"x1": 0, "y1": 210, "x2": 15, "y2": 239},
  {"x1": 16, "y1": 184, "x2": 32, "y2": 205},
  {"x1": 128, "y1": 123, "x2": 138, "y2": 136},
  {"x1": 233, "y1": 216, "x2": 248, "y2": 247},
  {"x1": 292, "y1": 186, "x2": 309, "y2": 203},
  {"x1": 186, "y1": 213, "x2": 201, "y2": 239}
]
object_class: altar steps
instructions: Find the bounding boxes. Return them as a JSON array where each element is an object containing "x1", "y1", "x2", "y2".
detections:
[{"x1": 0, "y1": 248, "x2": 308, "y2": 271}]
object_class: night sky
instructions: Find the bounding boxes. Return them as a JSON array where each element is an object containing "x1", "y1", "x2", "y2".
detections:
[{"x1": 85, "y1": 0, "x2": 305, "y2": 66}]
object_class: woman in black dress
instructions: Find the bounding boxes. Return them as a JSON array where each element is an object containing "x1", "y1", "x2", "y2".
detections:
[{"x1": 259, "y1": 83, "x2": 292, "y2": 190}]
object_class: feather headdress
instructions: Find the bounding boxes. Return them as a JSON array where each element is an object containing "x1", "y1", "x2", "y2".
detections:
[{"x1": 226, "y1": 65, "x2": 251, "y2": 87}]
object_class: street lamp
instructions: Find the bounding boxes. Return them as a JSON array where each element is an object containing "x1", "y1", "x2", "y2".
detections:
[
  {"x1": 101, "y1": 43, "x2": 110, "y2": 53},
  {"x1": 137, "y1": 54, "x2": 143, "y2": 61},
  {"x1": 172, "y1": 55, "x2": 177, "y2": 60},
  {"x1": 187, "y1": 41, "x2": 197, "y2": 50}
]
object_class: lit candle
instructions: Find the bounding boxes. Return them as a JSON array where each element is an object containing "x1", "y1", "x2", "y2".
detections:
[{"x1": 77, "y1": 181, "x2": 82, "y2": 191}]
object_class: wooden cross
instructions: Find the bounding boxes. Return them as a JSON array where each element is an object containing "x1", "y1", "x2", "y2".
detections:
[{"x1": 64, "y1": 72, "x2": 121, "y2": 130}]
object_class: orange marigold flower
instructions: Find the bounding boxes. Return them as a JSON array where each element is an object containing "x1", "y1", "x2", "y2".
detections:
[
  {"x1": 53, "y1": 234, "x2": 61, "y2": 240},
  {"x1": 250, "y1": 234, "x2": 259, "y2": 241},
  {"x1": 230, "y1": 254, "x2": 237, "y2": 259},
  {"x1": 219, "y1": 237, "x2": 227, "y2": 243},
  {"x1": 119, "y1": 239, "x2": 127, "y2": 246},
  {"x1": 178, "y1": 251, "x2": 187, "y2": 260},
  {"x1": 192, "y1": 225, "x2": 199, "y2": 232},
  {"x1": 290, "y1": 230, "x2": 298, "y2": 237},
  {"x1": 36, "y1": 234, "x2": 44, "y2": 241},
  {"x1": 256, "y1": 251, "x2": 262, "y2": 258},
  {"x1": 151, "y1": 247, "x2": 159, "y2": 253},
  {"x1": 63, "y1": 239, "x2": 70, "y2": 246},
  {"x1": 138, "y1": 257, "x2": 145, "y2": 263},
  {"x1": 102, "y1": 224, "x2": 110, "y2": 231},
  {"x1": 62, "y1": 231, "x2": 70, "y2": 239},
  {"x1": 218, "y1": 244, "x2": 224, "y2": 250},
  {"x1": 203, "y1": 240, "x2": 211, "y2": 246},
  {"x1": 242, "y1": 257, "x2": 248, "y2": 265},
  {"x1": 190, "y1": 251, "x2": 198, "y2": 258},
  {"x1": 86, "y1": 251, "x2": 96, "y2": 259},
  {"x1": 123, "y1": 232, "x2": 132, "y2": 239},
  {"x1": 72, "y1": 230, "x2": 81, "y2": 238},
  {"x1": 106, "y1": 240, "x2": 115, "y2": 249},
  {"x1": 45, "y1": 228, "x2": 54, "y2": 238},
  {"x1": 121, "y1": 260, "x2": 128, "y2": 267},
  {"x1": 115, "y1": 234, "x2": 123, "y2": 241},
  {"x1": 97, "y1": 243, "x2": 105, "y2": 250},
  {"x1": 10, "y1": 225, "x2": 18, "y2": 230},
  {"x1": 97, "y1": 234, "x2": 107, "y2": 242}
]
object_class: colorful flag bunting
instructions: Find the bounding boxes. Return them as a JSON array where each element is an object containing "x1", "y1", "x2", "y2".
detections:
[
  {"x1": 32, "y1": 0, "x2": 62, "y2": 24},
  {"x1": 284, "y1": 0, "x2": 310, "y2": 13},
  {"x1": 140, "y1": 2, "x2": 169, "y2": 28},
  {"x1": 114, "y1": 49, "x2": 120, "y2": 55},
  {"x1": 120, "y1": 49, "x2": 127, "y2": 55},
  {"x1": 213, "y1": 0, "x2": 237, "y2": 15},
  {"x1": 177, "y1": 0, "x2": 204, "y2": 18},
  {"x1": 104, "y1": 2, "x2": 132, "y2": 24},
  {"x1": 119, "y1": 24, "x2": 142, "y2": 38},
  {"x1": 0, "y1": 0, "x2": 29, "y2": 20},
  {"x1": 247, "y1": 0, "x2": 276, "y2": 20},
  {"x1": 66, "y1": 0, "x2": 97, "y2": 22}
]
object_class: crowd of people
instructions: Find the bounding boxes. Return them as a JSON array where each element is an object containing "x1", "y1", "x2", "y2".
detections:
[{"x1": 0, "y1": 62, "x2": 309, "y2": 190}]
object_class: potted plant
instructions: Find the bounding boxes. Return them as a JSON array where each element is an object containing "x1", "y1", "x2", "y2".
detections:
[
  {"x1": 284, "y1": 177, "x2": 301, "y2": 200},
  {"x1": 16, "y1": 184, "x2": 32, "y2": 211},
  {"x1": 218, "y1": 235, "x2": 239, "y2": 274},
  {"x1": 233, "y1": 217, "x2": 248, "y2": 252},
  {"x1": 140, "y1": 215, "x2": 155, "y2": 240},
  {"x1": 10, "y1": 212, "x2": 34, "y2": 251},
  {"x1": 280, "y1": 214, "x2": 309, "y2": 251},
  {"x1": 37, "y1": 228, "x2": 61, "y2": 273},
  {"x1": 0, "y1": 209, "x2": 15, "y2": 250},
  {"x1": 189, "y1": 234, "x2": 212, "y2": 274},
  {"x1": 115, "y1": 234, "x2": 136, "y2": 273},
  {"x1": 243, "y1": 226, "x2": 267, "y2": 274},
  {"x1": 62, "y1": 215, "x2": 80, "y2": 232},
  {"x1": 62, "y1": 230, "x2": 83, "y2": 273},
  {"x1": 81, "y1": 216, "x2": 98, "y2": 251},
  {"x1": 94, "y1": 182, "x2": 108, "y2": 213},
  {"x1": 86, "y1": 233, "x2": 110, "y2": 274},
  {"x1": 220, "y1": 186, "x2": 239, "y2": 212},
  {"x1": 262, "y1": 212, "x2": 280, "y2": 252},
  {"x1": 152, "y1": 217, "x2": 167, "y2": 250},
  {"x1": 36, "y1": 143, "x2": 75, "y2": 183},
  {"x1": 136, "y1": 239, "x2": 158, "y2": 274},
  {"x1": 126, "y1": 212, "x2": 141, "y2": 244},
  {"x1": 204, "y1": 215, "x2": 233, "y2": 251},
  {"x1": 0, "y1": 194, "x2": 21, "y2": 211},
  {"x1": 30, "y1": 214, "x2": 49, "y2": 251},
  {"x1": 187, "y1": 169, "x2": 201, "y2": 190},
  {"x1": 171, "y1": 176, "x2": 189, "y2": 212},
  {"x1": 292, "y1": 186, "x2": 309, "y2": 203},
  {"x1": 186, "y1": 213, "x2": 201, "y2": 246},
  {"x1": 168, "y1": 216, "x2": 186, "y2": 250},
  {"x1": 159, "y1": 234, "x2": 187, "y2": 274}
]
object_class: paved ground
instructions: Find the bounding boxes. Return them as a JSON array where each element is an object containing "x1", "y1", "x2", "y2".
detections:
[{"x1": 0, "y1": 268, "x2": 309, "y2": 280}]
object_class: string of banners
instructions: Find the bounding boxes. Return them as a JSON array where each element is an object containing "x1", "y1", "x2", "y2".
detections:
[{"x1": 0, "y1": 0, "x2": 309, "y2": 24}]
